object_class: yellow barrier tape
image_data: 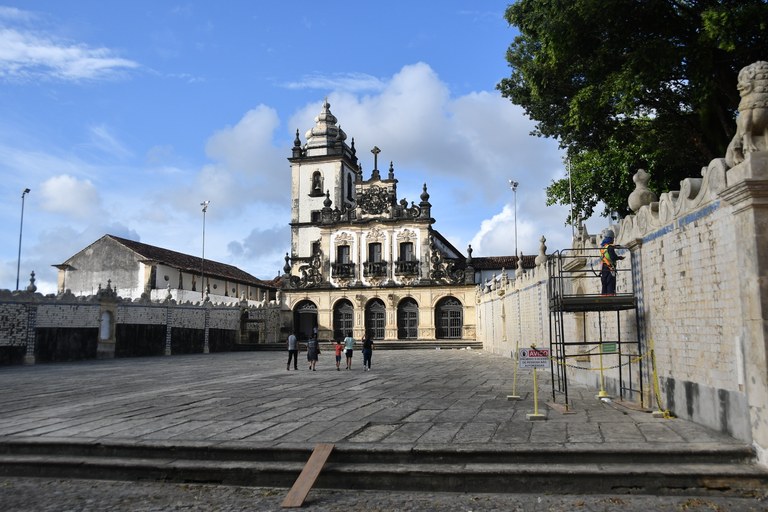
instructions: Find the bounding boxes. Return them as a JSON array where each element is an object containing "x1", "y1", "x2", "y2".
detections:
[{"x1": 550, "y1": 352, "x2": 648, "y2": 372}]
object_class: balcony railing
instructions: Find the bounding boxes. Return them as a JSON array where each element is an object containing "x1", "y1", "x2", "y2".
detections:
[
  {"x1": 395, "y1": 259, "x2": 420, "y2": 276},
  {"x1": 363, "y1": 261, "x2": 388, "y2": 277},
  {"x1": 332, "y1": 262, "x2": 356, "y2": 278}
]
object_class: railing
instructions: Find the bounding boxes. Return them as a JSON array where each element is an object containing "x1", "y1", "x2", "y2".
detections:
[
  {"x1": 363, "y1": 261, "x2": 388, "y2": 277},
  {"x1": 547, "y1": 247, "x2": 635, "y2": 312},
  {"x1": 394, "y1": 260, "x2": 420, "y2": 276},
  {"x1": 332, "y1": 262, "x2": 356, "y2": 278}
]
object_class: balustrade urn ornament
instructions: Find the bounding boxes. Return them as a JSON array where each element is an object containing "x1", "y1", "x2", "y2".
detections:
[{"x1": 535, "y1": 236, "x2": 548, "y2": 266}]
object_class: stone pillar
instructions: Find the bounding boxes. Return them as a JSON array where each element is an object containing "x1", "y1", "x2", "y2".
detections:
[
  {"x1": 719, "y1": 151, "x2": 768, "y2": 464},
  {"x1": 203, "y1": 303, "x2": 211, "y2": 354},
  {"x1": 164, "y1": 305, "x2": 173, "y2": 356},
  {"x1": 23, "y1": 304, "x2": 37, "y2": 365}
]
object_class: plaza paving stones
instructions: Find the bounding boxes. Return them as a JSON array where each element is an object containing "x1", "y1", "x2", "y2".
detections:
[
  {"x1": 1, "y1": 349, "x2": 767, "y2": 510},
  {"x1": 0, "y1": 348, "x2": 748, "y2": 447}
]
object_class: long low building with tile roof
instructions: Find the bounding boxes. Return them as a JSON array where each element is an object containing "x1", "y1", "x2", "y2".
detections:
[{"x1": 54, "y1": 234, "x2": 276, "y2": 305}]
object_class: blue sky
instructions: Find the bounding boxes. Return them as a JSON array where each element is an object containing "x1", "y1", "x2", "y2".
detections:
[{"x1": 0, "y1": 1, "x2": 604, "y2": 294}]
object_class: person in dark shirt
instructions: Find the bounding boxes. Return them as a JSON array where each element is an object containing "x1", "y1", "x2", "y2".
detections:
[
  {"x1": 361, "y1": 332, "x2": 374, "y2": 371},
  {"x1": 306, "y1": 338, "x2": 319, "y2": 371},
  {"x1": 286, "y1": 332, "x2": 298, "y2": 370}
]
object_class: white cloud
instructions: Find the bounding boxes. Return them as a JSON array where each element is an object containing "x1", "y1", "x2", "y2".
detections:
[
  {"x1": 0, "y1": 7, "x2": 35, "y2": 22},
  {"x1": 87, "y1": 124, "x2": 133, "y2": 159},
  {"x1": 283, "y1": 72, "x2": 386, "y2": 93},
  {"x1": 0, "y1": 25, "x2": 139, "y2": 82},
  {"x1": 39, "y1": 175, "x2": 101, "y2": 219},
  {"x1": 205, "y1": 105, "x2": 280, "y2": 172}
]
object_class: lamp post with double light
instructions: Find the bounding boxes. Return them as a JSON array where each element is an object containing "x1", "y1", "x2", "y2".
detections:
[
  {"x1": 16, "y1": 188, "x2": 30, "y2": 291},
  {"x1": 200, "y1": 200, "x2": 210, "y2": 299}
]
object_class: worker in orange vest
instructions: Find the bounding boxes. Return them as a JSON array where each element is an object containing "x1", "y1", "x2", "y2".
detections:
[{"x1": 600, "y1": 230, "x2": 624, "y2": 295}]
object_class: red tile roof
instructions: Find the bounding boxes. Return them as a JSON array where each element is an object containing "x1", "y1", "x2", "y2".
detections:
[{"x1": 107, "y1": 235, "x2": 274, "y2": 288}]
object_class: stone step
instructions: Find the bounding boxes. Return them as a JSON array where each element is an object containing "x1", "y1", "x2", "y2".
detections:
[{"x1": 0, "y1": 439, "x2": 766, "y2": 496}]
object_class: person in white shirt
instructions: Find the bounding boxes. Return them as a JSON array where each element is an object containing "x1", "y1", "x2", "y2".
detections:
[{"x1": 343, "y1": 333, "x2": 355, "y2": 370}]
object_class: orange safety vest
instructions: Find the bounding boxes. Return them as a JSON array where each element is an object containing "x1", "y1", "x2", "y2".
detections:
[{"x1": 600, "y1": 244, "x2": 617, "y2": 269}]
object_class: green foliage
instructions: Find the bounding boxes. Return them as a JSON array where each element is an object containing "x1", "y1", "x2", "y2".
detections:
[{"x1": 498, "y1": 0, "x2": 768, "y2": 223}]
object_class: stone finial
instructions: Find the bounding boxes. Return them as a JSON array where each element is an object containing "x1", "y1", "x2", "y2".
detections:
[
  {"x1": 535, "y1": 236, "x2": 548, "y2": 265},
  {"x1": 26, "y1": 271, "x2": 37, "y2": 293},
  {"x1": 628, "y1": 169, "x2": 658, "y2": 212},
  {"x1": 516, "y1": 251, "x2": 525, "y2": 279},
  {"x1": 283, "y1": 253, "x2": 291, "y2": 274}
]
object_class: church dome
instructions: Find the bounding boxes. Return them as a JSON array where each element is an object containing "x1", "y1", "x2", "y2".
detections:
[{"x1": 305, "y1": 99, "x2": 347, "y2": 149}]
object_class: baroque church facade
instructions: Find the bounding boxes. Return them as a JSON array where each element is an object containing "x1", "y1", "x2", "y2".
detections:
[{"x1": 281, "y1": 101, "x2": 479, "y2": 341}]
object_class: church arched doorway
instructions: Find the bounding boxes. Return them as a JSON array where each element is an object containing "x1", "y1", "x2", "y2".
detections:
[
  {"x1": 435, "y1": 297, "x2": 463, "y2": 339},
  {"x1": 365, "y1": 299, "x2": 386, "y2": 340},
  {"x1": 333, "y1": 299, "x2": 354, "y2": 340},
  {"x1": 397, "y1": 298, "x2": 419, "y2": 339},
  {"x1": 293, "y1": 300, "x2": 318, "y2": 341}
]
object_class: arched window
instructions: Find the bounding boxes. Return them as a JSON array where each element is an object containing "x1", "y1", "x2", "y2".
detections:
[
  {"x1": 310, "y1": 171, "x2": 323, "y2": 196},
  {"x1": 99, "y1": 311, "x2": 113, "y2": 341}
]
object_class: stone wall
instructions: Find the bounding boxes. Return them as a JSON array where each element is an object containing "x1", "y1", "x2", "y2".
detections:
[
  {"x1": 476, "y1": 150, "x2": 768, "y2": 465},
  {"x1": 0, "y1": 285, "x2": 285, "y2": 364}
]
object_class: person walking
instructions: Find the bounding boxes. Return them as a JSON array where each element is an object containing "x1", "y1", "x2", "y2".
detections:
[
  {"x1": 361, "y1": 332, "x2": 374, "y2": 371},
  {"x1": 599, "y1": 229, "x2": 624, "y2": 295},
  {"x1": 343, "y1": 332, "x2": 355, "y2": 370},
  {"x1": 306, "y1": 337, "x2": 319, "y2": 371},
  {"x1": 287, "y1": 332, "x2": 298, "y2": 370},
  {"x1": 334, "y1": 339, "x2": 343, "y2": 371}
]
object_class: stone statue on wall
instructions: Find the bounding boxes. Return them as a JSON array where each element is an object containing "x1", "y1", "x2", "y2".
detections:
[
  {"x1": 628, "y1": 169, "x2": 658, "y2": 213},
  {"x1": 725, "y1": 61, "x2": 768, "y2": 168}
]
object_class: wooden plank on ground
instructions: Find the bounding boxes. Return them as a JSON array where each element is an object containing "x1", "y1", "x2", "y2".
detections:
[{"x1": 281, "y1": 443, "x2": 335, "y2": 508}]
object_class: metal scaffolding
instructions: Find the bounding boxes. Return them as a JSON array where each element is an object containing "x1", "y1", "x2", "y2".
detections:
[{"x1": 547, "y1": 248, "x2": 644, "y2": 409}]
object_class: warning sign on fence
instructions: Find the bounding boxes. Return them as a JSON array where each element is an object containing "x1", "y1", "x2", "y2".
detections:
[{"x1": 518, "y1": 348, "x2": 550, "y2": 369}]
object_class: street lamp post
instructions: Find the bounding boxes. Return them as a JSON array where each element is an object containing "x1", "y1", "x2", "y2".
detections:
[
  {"x1": 16, "y1": 188, "x2": 30, "y2": 291},
  {"x1": 200, "y1": 200, "x2": 210, "y2": 299},
  {"x1": 509, "y1": 180, "x2": 519, "y2": 260}
]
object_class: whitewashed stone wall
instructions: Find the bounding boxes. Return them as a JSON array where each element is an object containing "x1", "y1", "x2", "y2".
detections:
[
  {"x1": 0, "y1": 304, "x2": 32, "y2": 347},
  {"x1": 0, "y1": 288, "x2": 285, "y2": 361},
  {"x1": 476, "y1": 150, "x2": 768, "y2": 465},
  {"x1": 117, "y1": 304, "x2": 167, "y2": 325},
  {"x1": 36, "y1": 304, "x2": 100, "y2": 328},
  {"x1": 477, "y1": 265, "x2": 549, "y2": 357}
]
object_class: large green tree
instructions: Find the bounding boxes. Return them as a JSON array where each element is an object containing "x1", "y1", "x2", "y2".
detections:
[{"x1": 497, "y1": 0, "x2": 768, "y2": 224}]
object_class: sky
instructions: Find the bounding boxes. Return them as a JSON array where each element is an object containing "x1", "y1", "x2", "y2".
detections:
[{"x1": 0, "y1": 1, "x2": 608, "y2": 295}]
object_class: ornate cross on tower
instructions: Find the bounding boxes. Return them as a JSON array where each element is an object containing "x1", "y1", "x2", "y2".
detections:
[{"x1": 371, "y1": 146, "x2": 381, "y2": 171}]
